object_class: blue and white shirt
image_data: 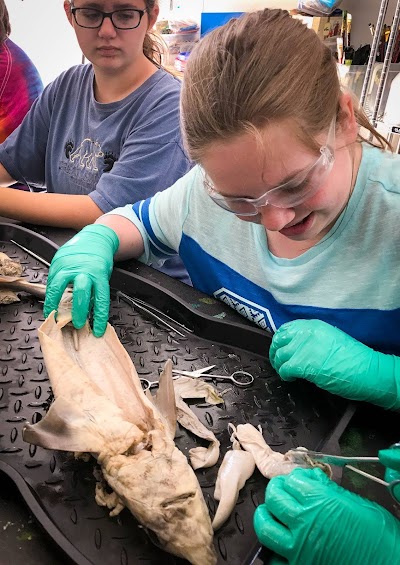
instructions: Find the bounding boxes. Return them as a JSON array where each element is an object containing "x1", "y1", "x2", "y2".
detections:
[{"x1": 109, "y1": 144, "x2": 400, "y2": 355}]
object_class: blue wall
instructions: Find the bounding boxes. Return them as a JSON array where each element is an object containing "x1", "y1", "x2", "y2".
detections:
[{"x1": 200, "y1": 12, "x2": 244, "y2": 36}]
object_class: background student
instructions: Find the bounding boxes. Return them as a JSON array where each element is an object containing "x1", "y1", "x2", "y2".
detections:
[
  {"x1": 0, "y1": 0, "x2": 43, "y2": 143},
  {"x1": 0, "y1": 0, "x2": 191, "y2": 280}
]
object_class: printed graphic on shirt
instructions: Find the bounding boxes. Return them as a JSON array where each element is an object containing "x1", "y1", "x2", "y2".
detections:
[
  {"x1": 214, "y1": 287, "x2": 277, "y2": 332},
  {"x1": 64, "y1": 140, "x2": 118, "y2": 173},
  {"x1": 68, "y1": 138, "x2": 104, "y2": 172},
  {"x1": 103, "y1": 151, "x2": 118, "y2": 172},
  {"x1": 61, "y1": 138, "x2": 118, "y2": 192}
]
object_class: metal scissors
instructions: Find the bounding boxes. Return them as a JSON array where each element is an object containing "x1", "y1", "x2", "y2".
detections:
[
  {"x1": 140, "y1": 366, "x2": 216, "y2": 392},
  {"x1": 172, "y1": 365, "x2": 254, "y2": 388},
  {"x1": 289, "y1": 446, "x2": 400, "y2": 503},
  {"x1": 140, "y1": 365, "x2": 254, "y2": 392},
  {"x1": 140, "y1": 375, "x2": 183, "y2": 391}
]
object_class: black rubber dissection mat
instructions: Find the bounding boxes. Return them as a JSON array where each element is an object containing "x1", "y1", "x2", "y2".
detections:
[{"x1": 0, "y1": 226, "x2": 350, "y2": 565}]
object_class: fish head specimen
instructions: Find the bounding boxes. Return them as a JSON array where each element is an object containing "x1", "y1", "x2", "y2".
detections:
[{"x1": 100, "y1": 430, "x2": 216, "y2": 565}]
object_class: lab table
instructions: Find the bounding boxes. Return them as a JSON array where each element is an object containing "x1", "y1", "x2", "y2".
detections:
[{"x1": 0, "y1": 221, "x2": 398, "y2": 565}]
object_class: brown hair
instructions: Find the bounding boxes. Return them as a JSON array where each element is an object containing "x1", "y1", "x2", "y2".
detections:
[
  {"x1": 181, "y1": 9, "x2": 390, "y2": 161},
  {"x1": 0, "y1": 0, "x2": 11, "y2": 43},
  {"x1": 143, "y1": 0, "x2": 166, "y2": 68}
]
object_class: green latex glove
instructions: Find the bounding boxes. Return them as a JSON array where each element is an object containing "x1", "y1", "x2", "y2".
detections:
[
  {"x1": 43, "y1": 224, "x2": 119, "y2": 337},
  {"x1": 379, "y1": 444, "x2": 400, "y2": 502},
  {"x1": 269, "y1": 319, "x2": 400, "y2": 410},
  {"x1": 254, "y1": 467, "x2": 400, "y2": 565}
]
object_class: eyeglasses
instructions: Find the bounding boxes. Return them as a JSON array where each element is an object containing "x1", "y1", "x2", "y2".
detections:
[
  {"x1": 203, "y1": 118, "x2": 336, "y2": 216},
  {"x1": 71, "y1": 6, "x2": 147, "y2": 30}
]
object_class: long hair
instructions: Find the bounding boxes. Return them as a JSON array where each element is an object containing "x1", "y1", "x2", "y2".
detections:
[
  {"x1": 143, "y1": 0, "x2": 166, "y2": 68},
  {"x1": 181, "y1": 9, "x2": 390, "y2": 161},
  {"x1": 0, "y1": 0, "x2": 11, "y2": 43}
]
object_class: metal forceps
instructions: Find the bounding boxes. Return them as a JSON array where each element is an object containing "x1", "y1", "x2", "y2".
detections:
[
  {"x1": 290, "y1": 447, "x2": 400, "y2": 503},
  {"x1": 10, "y1": 240, "x2": 51, "y2": 267}
]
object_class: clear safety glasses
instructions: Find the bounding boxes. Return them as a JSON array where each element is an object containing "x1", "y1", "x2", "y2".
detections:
[{"x1": 203, "y1": 117, "x2": 336, "y2": 216}]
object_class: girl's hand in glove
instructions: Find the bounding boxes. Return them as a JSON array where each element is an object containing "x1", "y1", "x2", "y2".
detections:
[
  {"x1": 44, "y1": 224, "x2": 119, "y2": 337},
  {"x1": 269, "y1": 319, "x2": 400, "y2": 410}
]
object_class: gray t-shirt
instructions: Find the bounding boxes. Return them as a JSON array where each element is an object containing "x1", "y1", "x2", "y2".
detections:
[{"x1": 0, "y1": 64, "x2": 192, "y2": 281}]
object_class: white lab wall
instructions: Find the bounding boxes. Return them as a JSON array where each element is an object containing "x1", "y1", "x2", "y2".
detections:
[
  {"x1": 202, "y1": 0, "x2": 297, "y2": 10},
  {"x1": 342, "y1": 0, "x2": 397, "y2": 47},
  {"x1": 8, "y1": 0, "x2": 393, "y2": 86},
  {"x1": 158, "y1": 0, "x2": 203, "y2": 20},
  {"x1": 7, "y1": 0, "x2": 83, "y2": 86},
  {"x1": 159, "y1": 0, "x2": 297, "y2": 23}
]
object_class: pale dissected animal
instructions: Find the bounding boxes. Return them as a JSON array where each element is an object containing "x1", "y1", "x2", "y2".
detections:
[
  {"x1": 212, "y1": 436, "x2": 255, "y2": 530},
  {"x1": 0, "y1": 275, "x2": 46, "y2": 301},
  {"x1": 0, "y1": 252, "x2": 46, "y2": 304},
  {"x1": 230, "y1": 423, "x2": 332, "y2": 479},
  {"x1": 172, "y1": 378, "x2": 223, "y2": 469},
  {"x1": 211, "y1": 423, "x2": 332, "y2": 530},
  {"x1": 22, "y1": 304, "x2": 217, "y2": 565},
  {"x1": 0, "y1": 251, "x2": 23, "y2": 276}
]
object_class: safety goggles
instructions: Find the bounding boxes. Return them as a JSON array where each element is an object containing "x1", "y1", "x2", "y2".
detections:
[{"x1": 203, "y1": 117, "x2": 336, "y2": 216}]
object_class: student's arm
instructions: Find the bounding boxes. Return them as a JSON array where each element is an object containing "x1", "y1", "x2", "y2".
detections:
[
  {"x1": 0, "y1": 188, "x2": 103, "y2": 229},
  {"x1": 0, "y1": 73, "x2": 102, "y2": 228},
  {"x1": 0, "y1": 163, "x2": 16, "y2": 186},
  {"x1": 43, "y1": 168, "x2": 196, "y2": 336},
  {"x1": 43, "y1": 202, "x2": 165, "y2": 335},
  {"x1": 95, "y1": 214, "x2": 145, "y2": 260}
]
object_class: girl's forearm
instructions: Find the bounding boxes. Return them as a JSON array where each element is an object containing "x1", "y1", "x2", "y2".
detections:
[
  {"x1": 0, "y1": 188, "x2": 102, "y2": 229},
  {"x1": 96, "y1": 214, "x2": 145, "y2": 260},
  {"x1": 0, "y1": 163, "x2": 16, "y2": 186}
]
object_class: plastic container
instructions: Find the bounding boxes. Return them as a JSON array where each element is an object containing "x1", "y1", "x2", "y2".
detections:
[
  {"x1": 383, "y1": 71, "x2": 400, "y2": 127},
  {"x1": 174, "y1": 52, "x2": 190, "y2": 73},
  {"x1": 161, "y1": 30, "x2": 200, "y2": 66},
  {"x1": 339, "y1": 62, "x2": 400, "y2": 118}
]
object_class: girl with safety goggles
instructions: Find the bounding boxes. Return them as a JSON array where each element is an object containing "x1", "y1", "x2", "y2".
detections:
[{"x1": 44, "y1": 10, "x2": 400, "y2": 562}]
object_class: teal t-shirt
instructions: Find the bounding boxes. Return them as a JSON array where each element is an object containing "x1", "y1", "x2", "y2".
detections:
[{"x1": 111, "y1": 143, "x2": 400, "y2": 354}]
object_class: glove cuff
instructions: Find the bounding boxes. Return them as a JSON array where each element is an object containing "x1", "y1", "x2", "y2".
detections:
[
  {"x1": 80, "y1": 224, "x2": 120, "y2": 255},
  {"x1": 378, "y1": 447, "x2": 400, "y2": 471},
  {"x1": 368, "y1": 351, "x2": 400, "y2": 410}
]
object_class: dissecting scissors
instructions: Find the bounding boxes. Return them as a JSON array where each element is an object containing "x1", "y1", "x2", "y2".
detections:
[
  {"x1": 140, "y1": 364, "x2": 255, "y2": 391},
  {"x1": 289, "y1": 446, "x2": 400, "y2": 503}
]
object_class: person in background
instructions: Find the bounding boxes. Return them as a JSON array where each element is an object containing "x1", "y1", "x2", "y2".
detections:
[
  {"x1": 43, "y1": 9, "x2": 400, "y2": 558},
  {"x1": 0, "y1": 0, "x2": 191, "y2": 281},
  {"x1": 0, "y1": 0, "x2": 43, "y2": 143}
]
